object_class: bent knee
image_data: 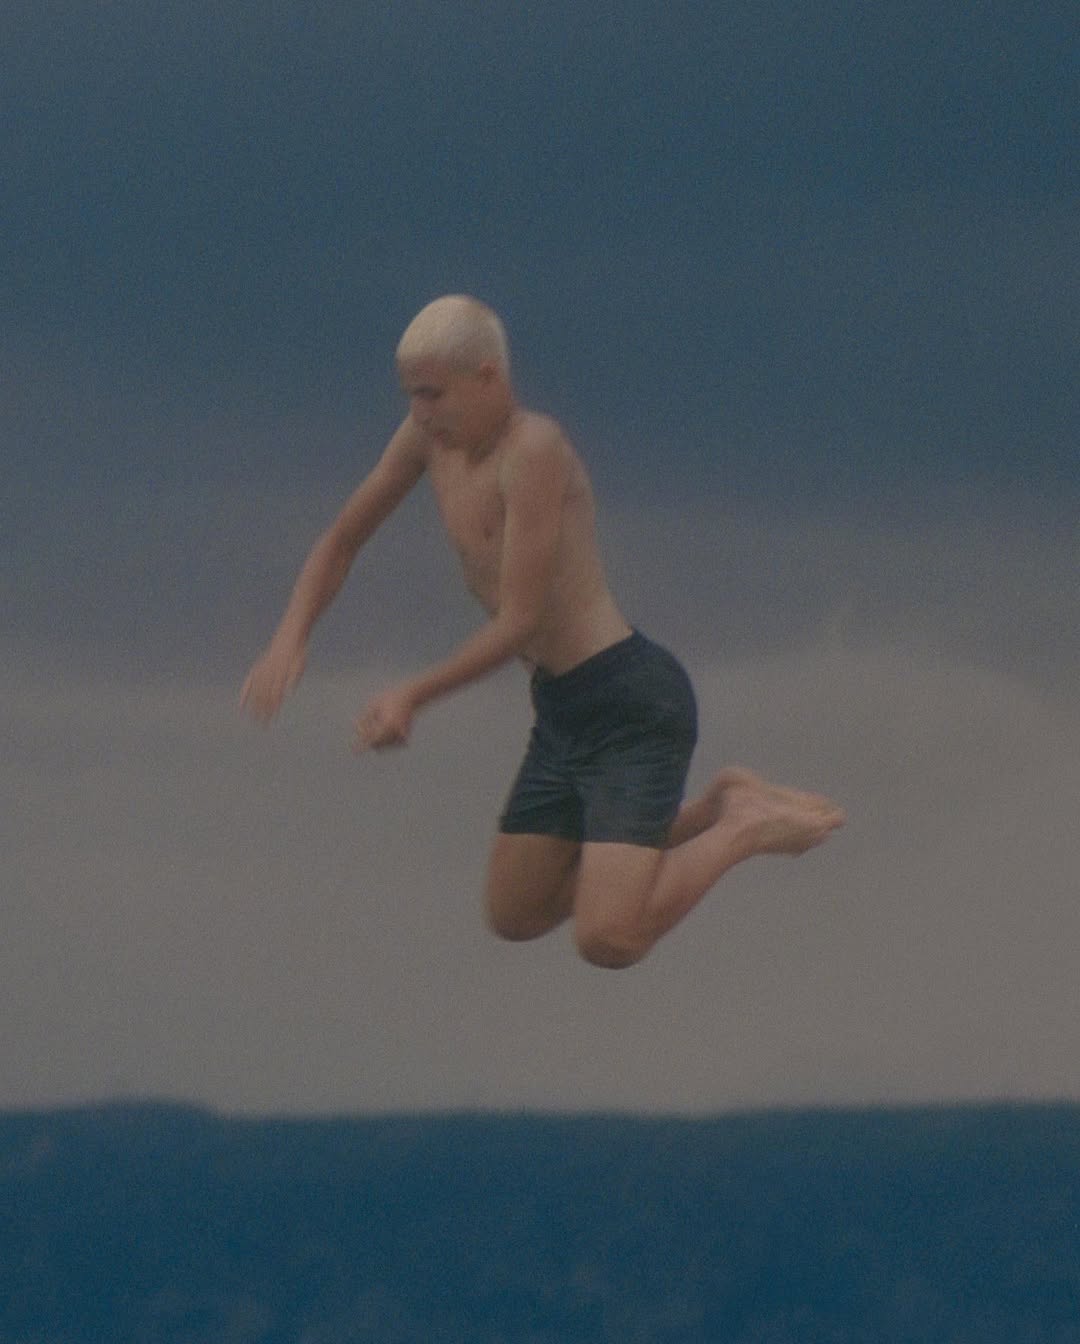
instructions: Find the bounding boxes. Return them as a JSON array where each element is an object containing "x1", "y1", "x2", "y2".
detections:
[
  {"x1": 485, "y1": 900, "x2": 550, "y2": 943},
  {"x1": 484, "y1": 881, "x2": 573, "y2": 943},
  {"x1": 483, "y1": 834, "x2": 579, "y2": 943},
  {"x1": 574, "y1": 923, "x2": 650, "y2": 970}
]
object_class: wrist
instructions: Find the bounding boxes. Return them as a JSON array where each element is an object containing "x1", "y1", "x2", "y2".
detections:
[
  {"x1": 272, "y1": 621, "x2": 307, "y2": 654},
  {"x1": 402, "y1": 675, "x2": 433, "y2": 711}
]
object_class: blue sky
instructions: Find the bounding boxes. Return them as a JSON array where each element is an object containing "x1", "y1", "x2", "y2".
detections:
[{"x1": 4, "y1": 1, "x2": 1078, "y2": 1113}]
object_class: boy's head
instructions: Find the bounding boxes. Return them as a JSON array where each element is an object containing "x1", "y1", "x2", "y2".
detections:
[
  {"x1": 397, "y1": 297, "x2": 514, "y2": 449},
  {"x1": 396, "y1": 295, "x2": 510, "y2": 377}
]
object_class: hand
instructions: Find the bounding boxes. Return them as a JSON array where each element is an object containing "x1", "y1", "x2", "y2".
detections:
[
  {"x1": 239, "y1": 639, "x2": 307, "y2": 724},
  {"x1": 353, "y1": 683, "x2": 418, "y2": 752}
]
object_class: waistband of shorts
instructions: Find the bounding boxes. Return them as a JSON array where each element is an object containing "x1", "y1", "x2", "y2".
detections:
[{"x1": 530, "y1": 629, "x2": 650, "y2": 701}]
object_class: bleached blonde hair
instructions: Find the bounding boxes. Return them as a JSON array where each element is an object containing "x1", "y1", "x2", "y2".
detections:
[{"x1": 396, "y1": 295, "x2": 510, "y2": 375}]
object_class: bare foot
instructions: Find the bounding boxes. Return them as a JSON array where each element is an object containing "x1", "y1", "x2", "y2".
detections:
[
  {"x1": 665, "y1": 767, "x2": 756, "y2": 847},
  {"x1": 691, "y1": 767, "x2": 761, "y2": 828},
  {"x1": 709, "y1": 767, "x2": 845, "y2": 856}
]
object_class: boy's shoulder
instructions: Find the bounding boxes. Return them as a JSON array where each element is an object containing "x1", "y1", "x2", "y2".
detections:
[
  {"x1": 502, "y1": 409, "x2": 572, "y2": 466},
  {"x1": 497, "y1": 412, "x2": 573, "y2": 492}
]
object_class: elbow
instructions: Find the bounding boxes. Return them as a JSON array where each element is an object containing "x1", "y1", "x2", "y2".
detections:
[
  {"x1": 498, "y1": 607, "x2": 542, "y2": 655},
  {"x1": 318, "y1": 524, "x2": 360, "y2": 577},
  {"x1": 322, "y1": 518, "x2": 360, "y2": 557}
]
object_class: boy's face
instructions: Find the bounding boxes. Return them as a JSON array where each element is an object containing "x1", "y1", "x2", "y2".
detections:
[{"x1": 398, "y1": 357, "x2": 497, "y2": 449}]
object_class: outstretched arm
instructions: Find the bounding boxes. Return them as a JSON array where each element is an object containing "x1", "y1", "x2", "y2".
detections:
[
  {"x1": 355, "y1": 429, "x2": 569, "y2": 749},
  {"x1": 240, "y1": 422, "x2": 425, "y2": 723}
]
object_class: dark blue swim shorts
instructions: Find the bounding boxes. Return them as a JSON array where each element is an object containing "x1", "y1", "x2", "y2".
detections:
[{"x1": 498, "y1": 630, "x2": 698, "y2": 848}]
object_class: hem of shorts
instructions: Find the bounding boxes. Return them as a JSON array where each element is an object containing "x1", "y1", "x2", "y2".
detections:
[
  {"x1": 498, "y1": 820, "x2": 667, "y2": 849},
  {"x1": 583, "y1": 832, "x2": 668, "y2": 849},
  {"x1": 497, "y1": 820, "x2": 583, "y2": 842}
]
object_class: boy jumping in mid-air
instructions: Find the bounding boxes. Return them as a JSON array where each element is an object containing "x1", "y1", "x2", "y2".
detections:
[{"x1": 241, "y1": 295, "x2": 844, "y2": 968}]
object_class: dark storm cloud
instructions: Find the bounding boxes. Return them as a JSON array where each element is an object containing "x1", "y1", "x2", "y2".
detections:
[{"x1": 3, "y1": 0, "x2": 1075, "y2": 503}]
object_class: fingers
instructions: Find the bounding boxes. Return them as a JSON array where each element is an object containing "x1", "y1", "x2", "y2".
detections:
[
  {"x1": 239, "y1": 667, "x2": 285, "y2": 725},
  {"x1": 352, "y1": 709, "x2": 376, "y2": 753},
  {"x1": 353, "y1": 707, "x2": 408, "y2": 753},
  {"x1": 239, "y1": 646, "x2": 305, "y2": 724},
  {"x1": 354, "y1": 720, "x2": 389, "y2": 752},
  {"x1": 352, "y1": 713, "x2": 373, "y2": 753}
]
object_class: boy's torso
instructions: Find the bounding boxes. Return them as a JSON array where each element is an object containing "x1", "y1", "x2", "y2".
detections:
[{"x1": 422, "y1": 411, "x2": 631, "y2": 673}]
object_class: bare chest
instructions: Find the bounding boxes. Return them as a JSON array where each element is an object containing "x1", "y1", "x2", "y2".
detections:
[{"x1": 427, "y1": 450, "x2": 505, "y2": 595}]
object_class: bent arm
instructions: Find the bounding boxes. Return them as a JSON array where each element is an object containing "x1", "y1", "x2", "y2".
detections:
[{"x1": 241, "y1": 421, "x2": 425, "y2": 722}]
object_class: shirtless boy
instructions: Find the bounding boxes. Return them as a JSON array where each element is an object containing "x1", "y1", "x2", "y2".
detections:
[{"x1": 240, "y1": 295, "x2": 844, "y2": 968}]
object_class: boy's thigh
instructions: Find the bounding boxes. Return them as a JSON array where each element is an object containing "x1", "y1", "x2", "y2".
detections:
[
  {"x1": 572, "y1": 841, "x2": 664, "y2": 962},
  {"x1": 484, "y1": 831, "x2": 581, "y2": 940}
]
